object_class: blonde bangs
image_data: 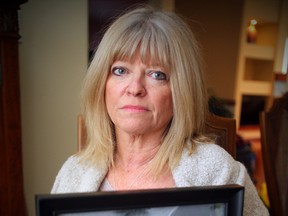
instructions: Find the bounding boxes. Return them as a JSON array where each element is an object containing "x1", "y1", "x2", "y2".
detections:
[{"x1": 110, "y1": 22, "x2": 171, "y2": 70}]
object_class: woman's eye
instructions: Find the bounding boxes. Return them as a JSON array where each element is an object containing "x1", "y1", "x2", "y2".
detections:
[
  {"x1": 112, "y1": 67, "x2": 126, "y2": 76},
  {"x1": 151, "y1": 71, "x2": 167, "y2": 81}
]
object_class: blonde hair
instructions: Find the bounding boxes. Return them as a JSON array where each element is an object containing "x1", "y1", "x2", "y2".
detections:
[{"x1": 79, "y1": 6, "x2": 209, "y2": 174}]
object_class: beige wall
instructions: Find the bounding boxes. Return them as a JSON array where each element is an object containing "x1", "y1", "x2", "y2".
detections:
[
  {"x1": 175, "y1": 0, "x2": 243, "y2": 101},
  {"x1": 19, "y1": 0, "x2": 88, "y2": 215}
]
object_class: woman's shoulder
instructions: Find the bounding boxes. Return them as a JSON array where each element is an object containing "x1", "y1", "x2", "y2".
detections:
[
  {"x1": 173, "y1": 142, "x2": 243, "y2": 186},
  {"x1": 190, "y1": 142, "x2": 234, "y2": 163},
  {"x1": 51, "y1": 154, "x2": 108, "y2": 193},
  {"x1": 58, "y1": 154, "x2": 85, "y2": 171},
  {"x1": 51, "y1": 155, "x2": 87, "y2": 193},
  {"x1": 175, "y1": 142, "x2": 236, "y2": 172}
]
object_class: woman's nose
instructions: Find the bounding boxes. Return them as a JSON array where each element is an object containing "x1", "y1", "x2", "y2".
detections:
[{"x1": 126, "y1": 75, "x2": 146, "y2": 97}]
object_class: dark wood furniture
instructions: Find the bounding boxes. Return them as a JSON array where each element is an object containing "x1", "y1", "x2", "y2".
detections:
[
  {"x1": 77, "y1": 114, "x2": 87, "y2": 152},
  {"x1": 0, "y1": 1, "x2": 27, "y2": 215},
  {"x1": 205, "y1": 113, "x2": 236, "y2": 158},
  {"x1": 259, "y1": 92, "x2": 288, "y2": 216},
  {"x1": 77, "y1": 113, "x2": 236, "y2": 158}
]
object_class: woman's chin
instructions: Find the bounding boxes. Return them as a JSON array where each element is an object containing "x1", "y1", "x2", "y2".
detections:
[{"x1": 119, "y1": 126, "x2": 148, "y2": 136}]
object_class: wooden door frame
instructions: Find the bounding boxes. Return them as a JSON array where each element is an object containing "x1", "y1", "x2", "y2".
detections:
[{"x1": 0, "y1": 1, "x2": 27, "y2": 215}]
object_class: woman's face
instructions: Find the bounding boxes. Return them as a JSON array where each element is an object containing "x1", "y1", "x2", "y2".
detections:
[{"x1": 105, "y1": 57, "x2": 173, "y2": 137}]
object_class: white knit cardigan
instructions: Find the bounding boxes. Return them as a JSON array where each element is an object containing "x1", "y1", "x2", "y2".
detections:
[{"x1": 51, "y1": 143, "x2": 269, "y2": 216}]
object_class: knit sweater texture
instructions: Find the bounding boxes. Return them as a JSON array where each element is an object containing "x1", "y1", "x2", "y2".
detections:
[{"x1": 51, "y1": 143, "x2": 269, "y2": 216}]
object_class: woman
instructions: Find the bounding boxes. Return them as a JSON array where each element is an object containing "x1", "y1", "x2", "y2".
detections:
[{"x1": 52, "y1": 6, "x2": 268, "y2": 215}]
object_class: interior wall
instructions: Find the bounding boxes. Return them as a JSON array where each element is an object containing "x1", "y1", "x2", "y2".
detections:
[
  {"x1": 175, "y1": 0, "x2": 243, "y2": 101},
  {"x1": 19, "y1": 0, "x2": 88, "y2": 215}
]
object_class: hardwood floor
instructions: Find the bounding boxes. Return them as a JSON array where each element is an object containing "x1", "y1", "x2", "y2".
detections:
[
  {"x1": 238, "y1": 125, "x2": 266, "y2": 193},
  {"x1": 238, "y1": 125, "x2": 270, "y2": 207}
]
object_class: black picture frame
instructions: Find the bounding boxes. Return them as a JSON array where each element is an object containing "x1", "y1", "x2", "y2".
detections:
[{"x1": 35, "y1": 184, "x2": 244, "y2": 216}]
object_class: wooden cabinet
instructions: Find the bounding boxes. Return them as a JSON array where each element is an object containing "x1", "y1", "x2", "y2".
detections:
[{"x1": 0, "y1": 1, "x2": 27, "y2": 215}]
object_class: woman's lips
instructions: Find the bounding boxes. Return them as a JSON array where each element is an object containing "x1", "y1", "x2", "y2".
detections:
[{"x1": 121, "y1": 105, "x2": 149, "y2": 112}]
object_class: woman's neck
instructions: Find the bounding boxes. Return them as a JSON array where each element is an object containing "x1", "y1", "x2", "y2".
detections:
[
  {"x1": 108, "y1": 134, "x2": 175, "y2": 190},
  {"x1": 115, "y1": 135, "x2": 161, "y2": 172}
]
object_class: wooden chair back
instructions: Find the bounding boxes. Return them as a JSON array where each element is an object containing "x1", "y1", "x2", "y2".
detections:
[
  {"x1": 77, "y1": 115, "x2": 87, "y2": 152},
  {"x1": 77, "y1": 113, "x2": 236, "y2": 158},
  {"x1": 204, "y1": 113, "x2": 236, "y2": 158},
  {"x1": 259, "y1": 92, "x2": 288, "y2": 216}
]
